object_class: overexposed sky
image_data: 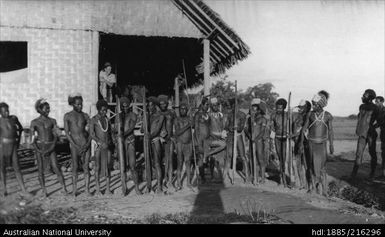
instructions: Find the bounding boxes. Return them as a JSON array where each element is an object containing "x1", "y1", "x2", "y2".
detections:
[{"x1": 205, "y1": 0, "x2": 385, "y2": 116}]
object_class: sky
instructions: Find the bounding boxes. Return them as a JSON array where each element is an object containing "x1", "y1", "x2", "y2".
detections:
[{"x1": 204, "y1": 0, "x2": 385, "y2": 116}]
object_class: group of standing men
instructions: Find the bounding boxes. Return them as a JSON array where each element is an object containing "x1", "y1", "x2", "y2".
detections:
[{"x1": 1, "y1": 88, "x2": 384, "y2": 198}]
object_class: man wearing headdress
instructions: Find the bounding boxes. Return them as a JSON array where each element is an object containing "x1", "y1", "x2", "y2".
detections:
[
  {"x1": 245, "y1": 98, "x2": 269, "y2": 184},
  {"x1": 204, "y1": 97, "x2": 227, "y2": 180},
  {"x1": 0, "y1": 102, "x2": 27, "y2": 196},
  {"x1": 64, "y1": 93, "x2": 91, "y2": 196},
  {"x1": 148, "y1": 96, "x2": 165, "y2": 194},
  {"x1": 305, "y1": 91, "x2": 334, "y2": 196},
  {"x1": 194, "y1": 97, "x2": 210, "y2": 183},
  {"x1": 31, "y1": 99, "x2": 68, "y2": 197},
  {"x1": 225, "y1": 98, "x2": 249, "y2": 183},
  {"x1": 174, "y1": 103, "x2": 194, "y2": 190},
  {"x1": 291, "y1": 100, "x2": 312, "y2": 190},
  {"x1": 119, "y1": 96, "x2": 142, "y2": 195},
  {"x1": 271, "y1": 98, "x2": 289, "y2": 186},
  {"x1": 351, "y1": 89, "x2": 379, "y2": 179},
  {"x1": 99, "y1": 62, "x2": 116, "y2": 102},
  {"x1": 157, "y1": 94, "x2": 176, "y2": 189},
  {"x1": 90, "y1": 100, "x2": 113, "y2": 195}
]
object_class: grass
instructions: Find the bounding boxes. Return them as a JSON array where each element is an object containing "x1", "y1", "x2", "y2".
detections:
[
  {"x1": 0, "y1": 203, "x2": 286, "y2": 224},
  {"x1": 328, "y1": 181, "x2": 383, "y2": 211},
  {"x1": 333, "y1": 117, "x2": 357, "y2": 140}
]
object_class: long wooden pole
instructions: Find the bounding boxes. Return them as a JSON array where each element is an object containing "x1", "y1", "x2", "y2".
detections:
[
  {"x1": 182, "y1": 60, "x2": 199, "y2": 183},
  {"x1": 115, "y1": 96, "x2": 127, "y2": 196},
  {"x1": 142, "y1": 87, "x2": 152, "y2": 192},
  {"x1": 203, "y1": 39, "x2": 210, "y2": 96},
  {"x1": 232, "y1": 81, "x2": 238, "y2": 184}
]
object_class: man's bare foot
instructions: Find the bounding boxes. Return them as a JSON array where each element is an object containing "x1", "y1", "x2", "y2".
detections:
[
  {"x1": 95, "y1": 190, "x2": 102, "y2": 196},
  {"x1": 86, "y1": 192, "x2": 93, "y2": 197},
  {"x1": 135, "y1": 188, "x2": 143, "y2": 195},
  {"x1": 105, "y1": 189, "x2": 113, "y2": 195},
  {"x1": 175, "y1": 185, "x2": 182, "y2": 191},
  {"x1": 1, "y1": 191, "x2": 7, "y2": 197},
  {"x1": 144, "y1": 187, "x2": 152, "y2": 194},
  {"x1": 156, "y1": 188, "x2": 164, "y2": 195}
]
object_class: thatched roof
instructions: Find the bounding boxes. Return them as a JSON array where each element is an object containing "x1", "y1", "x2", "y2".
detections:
[
  {"x1": 172, "y1": 0, "x2": 251, "y2": 75},
  {"x1": 0, "y1": 0, "x2": 250, "y2": 75}
]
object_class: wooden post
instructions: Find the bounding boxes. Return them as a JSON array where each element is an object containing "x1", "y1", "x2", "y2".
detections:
[
  {"x1": 174, "y1": 77, "x2": 180, "y2": 117},
  {"x1": 92, "y1": 31, "x2": 99, "y2": 108},
  {"x1": 203, "y1": 39, "x2": 210, "y2": 96}
]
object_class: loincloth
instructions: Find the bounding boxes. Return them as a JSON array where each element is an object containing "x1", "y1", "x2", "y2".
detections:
[{"x1": 308, "y1": 141, "x2": 327, "y2": 182}]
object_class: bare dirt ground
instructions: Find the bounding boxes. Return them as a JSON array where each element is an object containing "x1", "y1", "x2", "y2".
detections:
[{"x1": 0, "y1": 139, "x2": 384, "y2": 224}]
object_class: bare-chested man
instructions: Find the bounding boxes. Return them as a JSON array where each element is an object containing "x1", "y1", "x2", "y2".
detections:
[
  {"x1": 271, "y1": 98, "x2": 289, "y2": 186},
  {"x1": 351, "y1": 89, "x2": 378, "y2": 180},
  {"x1": 90, "y1": 100, "x2": 113, "y2": 195},
  {"x1": 0, "y1": 102, "x2": 27, "y2": 196},
  {"x1": 148, "y1": 96, "x2": 165, "y2": 194},
  {"x1": 119, "y1": 97, "x2": 142, "y2": 195},
  {"x1": 31, "y1": 99, "x2": 68, "y2": 197},
  {"x1": 64, "y1": 94, "x2": 91, "y2": 197},
  {"x1": 225, "y1": 98, "x2": 248, "y2": 183},
  {"x1": 174, "y1": 103, "x2": 193, "y2": 190},
  {"x1": 305, "y1": 91, "x2": 334, "y2": 196},
  {"x1": 245, "y1": 99, "x2": 269, "y2": 184},
  {"x1": 194, "y1": 97, "x2": 210, "y2": 183},
  {"x1": 158, "y1": 95, "x2": 176, "y2": 189},
  {"x1": 204, "y1": 97, "x2": 227, "y2": 180}
]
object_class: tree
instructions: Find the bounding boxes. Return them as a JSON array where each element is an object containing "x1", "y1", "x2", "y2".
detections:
[{"x1": 240, "y1": 83, "x2": 279, "y2": 111}]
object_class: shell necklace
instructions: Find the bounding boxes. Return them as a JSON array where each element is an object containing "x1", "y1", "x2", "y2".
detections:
[{"x1": 98, "y1": 117, "x2": 109, "y2": 132}]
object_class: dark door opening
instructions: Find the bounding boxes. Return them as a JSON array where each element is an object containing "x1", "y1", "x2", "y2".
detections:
[{"x1": 98, "y1": 34, "x2": 203, "y2": 99}]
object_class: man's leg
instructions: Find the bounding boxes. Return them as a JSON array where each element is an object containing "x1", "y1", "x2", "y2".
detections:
[
  {"x1": 152, "y1": 141, "x2": 163, "y2": 194},
  {"x1": 50, "y1": 151, "x2": 68, "y2": 195},
  {"x1": 105, "y1": 149, "x2": 112, "y2": 195},
  {"x1": 94, "y1": 149, "x2": 101, "y2": 195},
  {"x1": 381, "y1": 141, "x2": 385, "y2": 177},
  {"x1": 0, "y1": 147, "x2": 7, "y2": 197},
  {"x1": 35, "y1": 152, "x2": 47, "y2": 196},
  {"x1": 256, "y1": 139, "x2": 265, "y2": 184},
  {"x1": 175, "y1": 142, "x2": 183, "y2": 190},
  {"x1": 70, "y1": 146, "x2": 79, "y2": 196},
  {"x1": 275, "y1": 138, "x2": 287, "y2": 186},
  {"x1": 185, "y1": 143, "x2": 193, "y2": 188},
  {"x1": 127, "y1": 142, "x2": 142, "y2": 195},
  {"x1": 11, "y1": 145, "x2": 27, "y2": 193},
  {"x1": 165, "y1": 141, "x2": 174, "y2": 187},
  {"x1": 224, "y1": 137, "x2": 233, "y2": 183},
  {"x1": 197, "y1": 139, "x2": 206, "y2": 184},
  {"x1": 237, "y1": 137, "x2": 250, "y2": 183},
  {"x1": 368, "y1": 134, "x2": 378, "y2": 178},
  {"x1": 206, "y1": 140, "x2": 226, "y2": 158},
  {"x1": 82, "y1": 149, "x2": 91, "y2": 196},
  {"x1": 351, "y1": 136, "x2": 367, "y2": 178}
]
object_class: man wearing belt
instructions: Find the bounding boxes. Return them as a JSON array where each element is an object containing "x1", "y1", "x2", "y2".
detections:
[
  {"x1": 120, "y1": 97, "x2": 142, "y2": 195},
  {"x1": 148, "y1": 96, "x2": 165, "y2": 194},
  {"x1": 31, "y1": 99, "x2": 68, "y2": 197}
]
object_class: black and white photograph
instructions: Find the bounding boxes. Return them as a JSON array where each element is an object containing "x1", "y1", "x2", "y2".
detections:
[{"x1": 0, "y1": 0, "x2": 384, "y2": 230}]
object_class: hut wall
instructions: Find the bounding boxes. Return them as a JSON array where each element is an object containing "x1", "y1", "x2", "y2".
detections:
[
  {"x1": 0, "y1": 26, "x2": 98, "y2": 127},
  {"x1": 0, "y1": 0, "x2": 202, "y2": 38}
]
